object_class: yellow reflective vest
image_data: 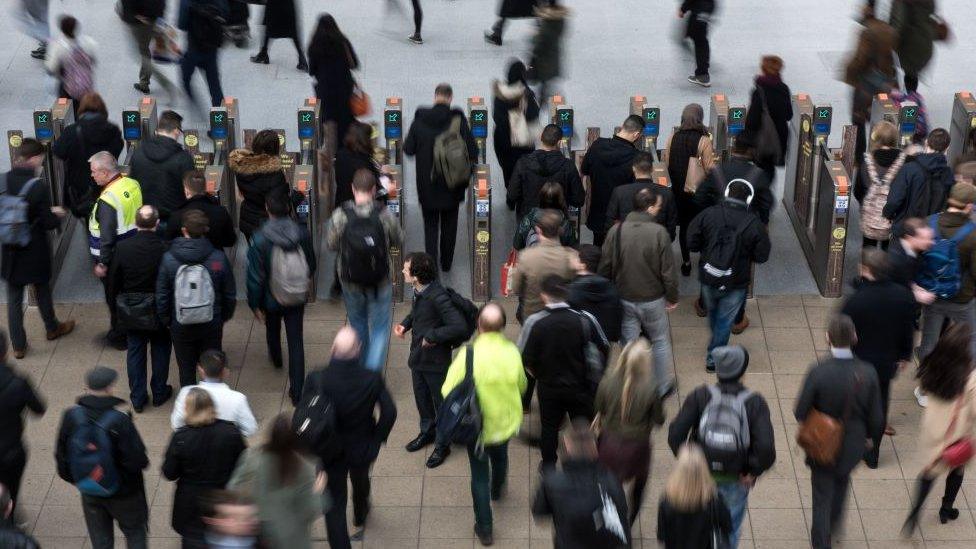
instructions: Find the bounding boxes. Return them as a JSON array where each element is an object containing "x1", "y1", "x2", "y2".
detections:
[{"x1": 88, "y1": 176, "x2": 142, "y2": 258}]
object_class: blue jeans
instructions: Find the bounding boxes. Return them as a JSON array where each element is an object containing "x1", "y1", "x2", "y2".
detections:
[
  {"x1": 701, "y1": 285, "x2": 747, "y2": 368},
  {"x1": 127, "y1": 329, "x2": 172, "y2": 408},
  {"x1": 342, "y1": 284, "x2": 393, "y2": 371},
  {"x1": 180, "y1": 47, "x2": 224, "y2": 107},
  {"x1": 716, "y1": 480, "x2": 749, "y2": 549}
]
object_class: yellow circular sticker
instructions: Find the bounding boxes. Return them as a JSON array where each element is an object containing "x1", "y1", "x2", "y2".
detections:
[
  {"x1": 9, "y1": 134, "x2": 22, "y2": 148},
  {"x1": 802, "y1": 118, "x2": 810, "y2": 133},
  {"x1": 184, "y1": 134, "x2": 198, "y2": 147},
  {"x1": 476, "y1": 230, "x2": 490, "y2": 244},
  {"x1": 971, "y1": 117, "x2": 976, "y2": 128},
  {"x1": 277, "y1": 134, "x2": 285, "y2": 146},
  {"x1": 832, "y1": 227, "x2": 846, "y2": 240}
]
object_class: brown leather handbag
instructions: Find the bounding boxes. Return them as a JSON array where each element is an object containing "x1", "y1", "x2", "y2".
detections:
[{"x1": 796, "y1": 372, "x2": 860, "y2": 466}]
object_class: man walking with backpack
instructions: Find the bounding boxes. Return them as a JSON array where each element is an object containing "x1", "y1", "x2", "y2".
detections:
[
  {"x1": 2, "y1": 138, "x2": 75, "y2": 359},
  {"x1": 688, "y1": 179, "x2": 770, "y2": 372},
  {"x1": 403, "y1": 83, "x2": 478, "y2": 272},
  {"x1": 247, "y1": 195, "x2": 316, "y2": 405},
  {"x1": 128, "y1": 110, "x2": 195, "y2": 230},
  {"x1": 393, "y1": 251, "x2": 469, "y2": 468},
  {"x1": 55, "y1": 366, "x2": 150, "y2": 549},
  {"x1": 668, "y1": 345, "x2": 776, "y2": 548},
  {"x1": 599, "y1": 189, "x2": 679, "y2": 398},
  {"x1": 178, "y1": 0, "x2": 228, "y2": 109},
  {"x1": 326, "y1": 169, "x2": 403, "y2": 372},
  {"x1": 507, "y1": 123, "x2": 585, "y2": 223},
  {"x1": 883, "y1": 128, "x2": 956, "y2": 224},
  {"x1": 156, "y1": 209, "x2": 236, "y2": 387}
]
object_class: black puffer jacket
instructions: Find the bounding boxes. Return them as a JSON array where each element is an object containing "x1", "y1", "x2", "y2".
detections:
[
  {"x1": 581, "y1": 136, "x2": 638, "y2": 232},
  {"x1": 605, "y1": 179, "x2": 678, "y2": 239},
  {"x1": 129, "y1": 135, "x2": 194, "y2": 220},
  {"x1": 567, "y1": 274, "x2": 623, "y2": 342},
  {"x1": 399, "y1": 281, "x2": 468, "y2": 373},
  {"x1": 229, "y1": 149, "x2": 291, "y2": 239},
  {"x1": 687, "y1": 200, "x2": 771, "y2": 289},
  {"x1": 508, "y1": 149, "x2": 584, "y2": 221},
  {"x1": 742, "y1": 75, "x2": 793, "y2": 166},
  {"x1": 166, "y1": 194, "x2": 237, "y2": 249},
  {"x1": 51, "y1": 112, "x2": 124, "y2": 218}
]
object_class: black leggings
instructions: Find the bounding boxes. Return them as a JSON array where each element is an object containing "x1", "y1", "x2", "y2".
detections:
[
  {"x1": 906, "y1": 467, "x2": 965, "y2": 528},
  {"x1": 261, "y1": 34, "x2": 305, "y2": 61},
  {"x1": 409, "y1": 0, "x2": 423, "y2": 35}
]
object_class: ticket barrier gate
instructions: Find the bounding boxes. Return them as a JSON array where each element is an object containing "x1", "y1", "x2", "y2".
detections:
[
  {"x1": 204, "y1": 103, "x2": 240, "y2": 265},
  {"x1": 628, "y1": 96, "x2": 671, "y2": 187},
  {"x1": 383, "y1": 97, "x2": 406, "y2": 302},
  {"x1": 549, "y1": 96, "x2": 582, "y2": 235},
  {"x1": 949, "y1": 91, "x2": 976, "y2": 166},
  {"x1": 184, "y1": 129, "x2": 209, "y2": 171},
  {"x1": 468, "y1": 98, "x2": 491, "y2": 302},
  {"x1": 869, "y1": 93, "x2": 918, "y2": 149},
  {"x1": 709, "y1": 94, "x2": 747, "y2": 162},
  {"x1": 294, "y1": 100, "x2": 322, "y2": 300}
]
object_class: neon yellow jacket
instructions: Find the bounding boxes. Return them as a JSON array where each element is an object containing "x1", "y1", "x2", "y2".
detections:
[{"x1": 442, "y1": 331, "x2": 527, "y2": 445}]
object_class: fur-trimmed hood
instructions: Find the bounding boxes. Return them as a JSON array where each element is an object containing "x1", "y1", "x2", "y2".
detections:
[
  {"x1": 229, "y1": 148, "x2": 283, "y2": 176},
  {"x1": 535, "y1": 5, "x2": 570, "y2": 20},
  {"x1": 492, "y1": 80, "x2": 527, "y2": 102}
]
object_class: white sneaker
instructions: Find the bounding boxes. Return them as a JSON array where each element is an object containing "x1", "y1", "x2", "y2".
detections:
[{"x1": 914, "y1": 386, "x2": 928, "y2": 408}]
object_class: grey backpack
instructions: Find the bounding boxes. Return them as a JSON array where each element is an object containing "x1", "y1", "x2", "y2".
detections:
[
  {"x1": 0, "y1": 175, "x2": 40, "y2": 247},
  {"x1": 432, "y1": 116, "x2": 472, "y2": 190},
  {"x1": 697, "y1": 385, "x2": 752, "y2": 474},
  {"x1": 174, "y1": 263, "x2": 215, "y2": 325},
  {"x1": 270, "y1": 245, "x2": 310, "y2": 306}
]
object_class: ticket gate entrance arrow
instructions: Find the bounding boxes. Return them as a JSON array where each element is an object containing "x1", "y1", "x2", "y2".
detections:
[
  {"x1": 949, "y1": 91, "x2": 976, "y2": 166},
  {"x1": 119, "y1": 97, "x2": 158, "y2": 172},
  {"x1": 384, "y1": 97, "x2": 406, "y2": 302},
  {"x1": 204, "y1": 98, "x2": 241, "y2": 265},
  {"x1": 629, "y1": 96, "x2": 671, "y2": 188},
  {"x1": 709, "y1": 94, "x2": 747, "y2": 163},
  {"x1": 468, "y1": 97, "x2": 491, "y2": 302},
  {"x1": 549, "y1": 95, "x2": 582, "y2": 236},
  {"x1": 294, "y1": 98, "x2": 322, "y2": 301}
]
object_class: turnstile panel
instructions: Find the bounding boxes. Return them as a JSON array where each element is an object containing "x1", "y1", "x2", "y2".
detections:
[{"x1": 471, "y1": 167, "x2": 491, "y2": 303}]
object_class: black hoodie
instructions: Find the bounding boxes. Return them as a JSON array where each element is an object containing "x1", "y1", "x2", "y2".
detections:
[
  {"x1": 156, "y1": 237, "x2": 236, "y2": 327},
  {"x1": 129, "y1": 135, "x2": 195, "y2": 220},
  {"x1": 507, "y1": 149, "x2": 584, "y2": 221},
  {"x1": 0, "y1": 363, "x2": 45, "y2": 457},
  {"x1": 567, "y1": 273, "x2": 623, "y2": 342},
  {"x1": 581, "y1": 136, "x2": 639, "y2": 233},
  {"x1": 51, "y1": 112, "x2": 124, "y2": 218},
  {"x1": 166, "y1": 194, "x2": 237, "y2": 249}
]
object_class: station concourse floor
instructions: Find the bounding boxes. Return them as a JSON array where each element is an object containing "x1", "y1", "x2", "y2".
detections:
[{"x1": 7, "y1": 293, "x2": 972, "y2": 549}]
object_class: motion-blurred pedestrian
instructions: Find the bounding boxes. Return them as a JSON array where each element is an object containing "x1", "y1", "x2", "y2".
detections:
[
  {"x1": 0, "y1": 483, "x2": 40, "y2": 548},
  {"x1": 118, "y1": 0, "x2": 178, "y2": 97},
  {"x1": 0, "y1": 330, "x2": 46, "y2": 515},
  {"x1": 742, "y1": 55, "x2": 792, "y2": 183},
  {"x1": 250, "y1": 0, "x2": 307, "y2": 71},
  {"x1": 678, "y1": 0, "x2": 714, "y2": 87},
  {"x1": 843, "y1": 6, "x2": 896, "y2": 166},
  {"x1": 45, "y1": 16, "x2": 96, "y2": 114},
  {"x1": 492, "y1": 60, "x2": 541, "y2": 189},
  {"x1": 528, "y1": 1, "x2": 568, "y2": 104},
  {"x1": 178, "y1": 0, "x2": 228, "y2": 108},
  {"x1": 15, "y1": 0, "x2": 50, "y2": 60},
  {"x1": 307, "y1": 14, "x2": 360, "y2": 152},
  {"x1": 485, "y1": 0, "x2": 537, "y2": 45},
  {"x1": 657, "y1": 444, "x2": 732, "y2": 549},
  {"x1": 889, "y1": 0, "x2": 937, "y2": 91}
]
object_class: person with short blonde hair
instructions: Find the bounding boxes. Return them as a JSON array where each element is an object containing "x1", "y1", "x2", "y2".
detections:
[
  {"x1": 183, "y1": 387, "x2": 216, "y2": 427},
  {"x1": 657, "y1": 444, "x2": 731, "y2": 549},
  {"x1": 858, "y1": 119, "x2": 907, "y2": 250}
]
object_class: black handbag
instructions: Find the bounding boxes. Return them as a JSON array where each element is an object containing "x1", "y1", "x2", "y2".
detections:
[{"x1": 116, "y1": 292, "x2": 160, "y2": 332}]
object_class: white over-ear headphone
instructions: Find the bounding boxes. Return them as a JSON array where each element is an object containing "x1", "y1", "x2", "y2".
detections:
[{"x1": 725, "y1": 178, "x2": 755, "y2": 206}]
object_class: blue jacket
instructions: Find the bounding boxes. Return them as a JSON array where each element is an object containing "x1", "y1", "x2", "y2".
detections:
[
  {"x1": 156, "y1": 237, "x2": 236, "y2": 327},
  {"x1": 246, "y1": 218, "x2": 316, "y2": 312},
  {"x1": 882, "y1": 152, "x2": 954, "y2": 223}
]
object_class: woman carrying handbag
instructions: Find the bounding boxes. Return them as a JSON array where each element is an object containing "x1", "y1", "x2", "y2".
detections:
[{"x1": 903, "y1": 322, "x2": 976, "y2": 535}]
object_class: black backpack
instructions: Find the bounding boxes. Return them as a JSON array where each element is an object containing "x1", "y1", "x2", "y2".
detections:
[
  {"x1": 435, "y1": 345, "x2": 482, "y2": 447},
  {"x1": 340, "y1": 205, "x2": 389, "y2": 287},
  {"x1": 443, "y1": 287, "x2": 478, "y2": 347},
  {"x1": 699, "y1": 204, "x2": 757, "y2": 289},
  {"x1": 905, "y1": 165, "x2": 947, "y2": 219},
  {"x1": 292, "y1": 372, "x2": 340, "y2": 461},
  {"x1": 188, "y1": 1, "x2": 226, "y2": 50}
]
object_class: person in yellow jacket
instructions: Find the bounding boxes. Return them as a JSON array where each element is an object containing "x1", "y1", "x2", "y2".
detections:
[
  {"x1": 88, "y1": 151, "x2": 143, "y2": 348},
  {"x1": 441, "y1": 302, "x2": 527, "y2": 546}
]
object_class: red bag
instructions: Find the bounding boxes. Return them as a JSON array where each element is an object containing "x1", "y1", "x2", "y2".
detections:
[
  {"x1": 500, "y1": 249, "x2": 518, "y2": 297},
  {"x1": 938, "y1": 397, "x2": 974, "y2": 470},
  {"x1": 350, "y1": 85, "x2": 371, "y2": 117}
]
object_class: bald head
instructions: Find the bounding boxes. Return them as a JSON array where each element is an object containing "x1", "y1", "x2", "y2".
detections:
[
  {"x1": 136, "y1": 205, "x2": 159, "y2": 230},
  {"x1": 332, "y1": 326, "x2": 361, "y2": 359},
  {"x1": 477, "y1": 303, "x2": 506, "y2": 334}
]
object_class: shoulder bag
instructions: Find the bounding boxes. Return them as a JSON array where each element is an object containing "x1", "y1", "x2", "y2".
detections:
[
  {"x1": 935, "y1": 393, "x2": 975, "y2": 471},
  {"x1": 796, "y1": 370, "x2": 860, "y2": 466},
  {"x1": 684, "y1": 136, "x2": 708, "y2": 194}
]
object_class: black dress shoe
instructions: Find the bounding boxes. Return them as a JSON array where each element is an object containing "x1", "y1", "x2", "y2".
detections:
[
  {"x1": 426, "y1": 445, "x2": 450, "y2": 468},
  {"x1": 353, "y1": 500, "x2": 371, "y2": 527},
  {"x1": 133, "y1": 403, "x2": 145, "y2": 413},
  {"x1": 405, "y1": 433, "x2": 433, "y2": 453},
  {"x1": 153, "y1": 385, "x2": 174, "y2": 407}
]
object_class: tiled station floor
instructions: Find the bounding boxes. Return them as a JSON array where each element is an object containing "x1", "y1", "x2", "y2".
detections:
[{"x1": 6, "y1": 294, "x2": 970, "y2": 548}]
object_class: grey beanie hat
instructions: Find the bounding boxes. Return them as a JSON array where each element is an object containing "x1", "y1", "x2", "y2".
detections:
[
  {"x1": 713, "y1": 345, "x2": 750, "y2": 381},
  {"x1": 85, "y1": 366, "x2": 118, "y2": 391}
]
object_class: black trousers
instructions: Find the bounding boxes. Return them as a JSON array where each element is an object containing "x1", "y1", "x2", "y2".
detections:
[
  {"x1": 810, "y1": 467, "x2": 851, "y2": 549},
  {"x1": 265, "y1": 305, "x2": 306, "y2": 404},
  {"x1": 259, "y1": 34, "x2": 306, "y2": 64},
  {"x1": 422, "y1": 208, "x2": 459, "y2": 271},
  {"x1": 686, "y1": 12, "x2": 710, "y2": 76},
  {"x1": 865, "y1": 364, "x2": 894, "y2": 466},
  {"x1": 324, "y1": 463, "x2": 371, "y2": 549},
  {"x1": 6, "y1": 281, "x2": 59, "y2": 351},
  {"x1": 592, "y1": 230, "x2": 607, "y2": 247},
  {"x1": 171, "y1": 320, "x2": 222, "y2": 387},
  {"x1": 100, "y1": 275, "x2": 121, "y2": 340},
  {"x1": 0, "y1": 447, "x2": 27, "y2": 513},
  {"x1": 412, "y1": 369, "x2": 447, "y2": 443},
  {"x1": 538, "y1": 384, "x2": 594, "y2": 466}
]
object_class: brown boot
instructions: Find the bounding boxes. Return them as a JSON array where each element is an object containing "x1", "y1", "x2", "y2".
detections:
[
  {"x1": 46, "y1": 320, "x2": 76, "y2": 341},
  {"x1": 731, "y1": 315, "x2": 750, "y2": 334},
  {"x1": 13, "y1": 347, "x2": 26, "y2": 359},
  {"x1": 694, "y1": 298, "x2": 707, "y2": 318}
]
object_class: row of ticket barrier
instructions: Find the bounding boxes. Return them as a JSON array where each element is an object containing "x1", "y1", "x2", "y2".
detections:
[{"x1": 6, "y1": 90, "x2": 976, "y2": 303}]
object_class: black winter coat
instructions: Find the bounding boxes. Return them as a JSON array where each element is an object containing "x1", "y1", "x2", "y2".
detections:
[
  {"x1": 508, "y1": 149, "x2": 584, "y2": 221},
  {"x1": 110, "y1": 230, "x2": 165, "y2": 301},
  {"x1": 162, "y1": 420, "x2": 246, "y2": 538},
  {"x1": 519, "y1": 304, "x2": 609, "y2": 389},
  {"x1": 492, "y1": 80, "x2": 540, "y2": 187},
  {"x1": 657, "y1": 496, "x2": 731, "y2": 549},
  {"x1": 742, "y1": 75, "x2": 793, "y2": 166},
  {"x1": 687, "y1": 200, "x2": 771, "y2": 289},
  {"x1": 694, "y1": 156, "x2": 774, "y2": 225},
  {"x1": 605, "y1": 179, "x2": 678, "y2": 239},
  {"x1": 128, "y1": 135, "x2": 194, "y2": 220},
  {"x1": 667, "y1": 382, "x2": 776, "y2": 477},
  {"x1": 51, "y1": 112, "x2": 124, "y2": 218},
  {"x1": 567, "y1": 274, "x2": 623, "y2": 342},
  {"x1": 581, "y1": 136, "x2": 639, "y2": 232},
  {"x1": 795, "y1": 356, "x2": 884, "y2": 475},
  {"x1": 55, "y1": 395, "x2": 149, "y2": 497},
  {"x1": 156, "y1": 237, "x2": 236, "y2": 326},
  {"x1": 119, "y1": 0, "x2": 166, "y2": 22},
  {"x1": 883, "y1": 152, "x2": 955, "y2": 223},
  {"x1": 0, "y1": 363, "x2": 45, "y2": 458},
  {"x1": 229, "y1": 149, "x2": 291, "y2": 238},
  {"x1": 400, "y1": 281, "x2": 469, "y2": 373},
  {"x1": 404, "y1": 104, "x2": 478, "y2": 211},
  {"x1": 0, "y1": 521, "x2": 39, "y2": 549},
  {"x1": 530, "y1": 6, "x2": 568, "y2": 82},
  {"x1": 261, "y1": 0, "x2": 299, "y2": 38},
  {"x1": 309, "y1": 39, "x2": 358, "y2": 142},
  {"x1": 1, "y1": 168, "x2": 62, "y2": 286},
  {"x1": 334, "y1": 147, "x2": 378, "y2": 208},
  {"x1": 166, "y1": 194, "x2": 238, "y2": 249},
  {"x1": 308, "y1": 357, "x2": 397, "y2": 467},
  {"x1": 842, "y1": 278, "x2": 915, "y2": 376},
  {"x1": 498, "y1": 0, "x2": 537, "y2": 18}
]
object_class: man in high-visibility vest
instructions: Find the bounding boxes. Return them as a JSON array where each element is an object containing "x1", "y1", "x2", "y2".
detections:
[{"x1": 88, "y1": 151, "x2": 143, "y2": 349}]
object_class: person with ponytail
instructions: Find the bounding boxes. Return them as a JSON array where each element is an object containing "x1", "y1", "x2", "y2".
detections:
[{"x1": 593, "y1": 337, "x2": 664, "y2": 525}]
